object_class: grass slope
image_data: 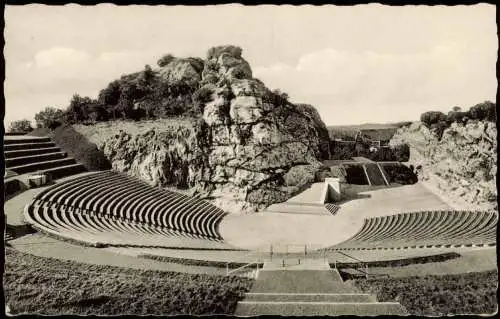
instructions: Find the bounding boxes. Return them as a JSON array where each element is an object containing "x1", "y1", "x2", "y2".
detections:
[
  {"x1": 29, "y1": 125, "x2": 111, "y2": 171},
  {"x1": 4, "y1": 248, "x2": 253, "y2": 315},
  {"x1": 352, "y1": 270, "x2": 498, "y2": 316}
]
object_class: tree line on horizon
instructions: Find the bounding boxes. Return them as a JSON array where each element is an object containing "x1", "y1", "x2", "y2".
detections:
[{"x1": 420, "y1": 101, "x2": 496, "y2": 139}]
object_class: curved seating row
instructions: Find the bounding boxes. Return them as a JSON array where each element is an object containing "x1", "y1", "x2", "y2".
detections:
[
  {"x1": 328, "y1": 210, "x2": 497, "y2": 250},
  {"x1": 26, "y1": 171, "x2": 228, "y2": 242},
  {"x1": 24, "y1": 200, "x2": 234, "y2": 249}
]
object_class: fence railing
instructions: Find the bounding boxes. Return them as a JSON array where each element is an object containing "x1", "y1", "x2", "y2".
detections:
[{"x1": 333, "y1": 250, "x2": 370, "y2": 279}]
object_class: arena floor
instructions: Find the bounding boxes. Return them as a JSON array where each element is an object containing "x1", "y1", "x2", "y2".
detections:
[{"x1": 219, "y1": 183, "x2": 451, "y2": 252}]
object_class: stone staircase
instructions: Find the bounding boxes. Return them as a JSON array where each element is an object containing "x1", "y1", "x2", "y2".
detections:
[
  {"x1": 4, "y1": 136, "x2": 86, "y2": 195},
  {"x1": 235, "y1": 259, "x2": 407, "y2": 316}
]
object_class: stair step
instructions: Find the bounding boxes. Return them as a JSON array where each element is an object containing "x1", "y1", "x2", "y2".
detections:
[
  {"x1": 5, "y1": 152, "x2": 67, "y2": 168},
  {"x1": 4, "y1": 137, "x2": 51, "y2": 145},
  {"x1": 244, "y1": 293, "x2": 376, "y2": 303},
  {"x1": 4, "y1": 147, "x2": 62, "y2": 158},
  {"x1": 9, "y1": 158, "x2": 77, "y2": 174},
  {"x1": 251, "y1": 270, "x2": 353, "y2": 293},
  {"x1": 235, "y1": 301, "x2": 407, "y2": 316},
  {"x1": 4, "y1": 142, "x2": 56, "y2": 151},
  {"x1": 37, "y1": 163, "x2": 87, "y2": 180}
]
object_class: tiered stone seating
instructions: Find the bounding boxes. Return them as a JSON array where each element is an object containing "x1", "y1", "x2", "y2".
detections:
[
  {"x1": 24, "y1": 171, "x2": 230, "y2": 248},
  {"x1": 4, "y1": 136, "x2": 86, "y2": 179},
  {"x1": 328, "y1": 210, "x2": 498, "y2": 250}
]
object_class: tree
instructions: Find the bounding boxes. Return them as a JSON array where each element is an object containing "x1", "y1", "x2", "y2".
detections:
[
  {"x1": 157, "y1": 54, "x2": 176, "y2": 67},
  {"x1": 34, "y1": 107, "x2": 65, "y2": 129},
  {"x1": 468, "y1": 101, "x2": 496, "y2": 122},
  {"x1": 420, "y1": 111, "x2": 447, "y2": 127},
  {"x1": 66, "y1": 94, "x2": 95, "y2": 124},
  {"x1": 9, "y1": 119, "x2": 33, "y2": 133},
  {"x1": 98, "y1": 80, "x2": 121, "y2": 107}
]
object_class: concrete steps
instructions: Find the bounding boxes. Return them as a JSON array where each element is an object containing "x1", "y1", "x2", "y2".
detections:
[
  {"x1": 5, "y1": 142, "x2": 56, "y2": 151},
  {"x1": 5, "y1": 147, "x2": 62, "y2": 158},
  {"x1": 39, "y1": 163, "x2": 87, "y2": 180},
  {"x1": 4, "y1": 137, "x2": 51, "y2": 145},
  {"x1": 266, "y1": 203, "x2": 330, "y2": 215},
  {"x1": 5, "y1": 152, "x2": 67, "y2": 167},
  {"x1": 4, "y1": 135, "x2": 87, "y2": 181},
  {"x1": 235, "y1": 300, "x2": 407, "y2": 316},
  {"x1": 8, "y1": 157, "x2": 77, "y2": 174},
  {"x1": 235, "y1": 268, "x2": 407, "y2": 316}
]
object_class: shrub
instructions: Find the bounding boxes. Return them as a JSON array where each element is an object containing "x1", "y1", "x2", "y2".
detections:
[
  {"x1": 382, "y1": 164, "x2": 418, "y2": 185},
  {"x1": 392, "y1": 143, "x2": 410, "y2": 162},
  {"x1": 34, "y1": 107, "x2": 65, "y2": 129},
  {"x1": 206, "y1": 45, "x2": 242, "y2": 60},
  {"x1": 157, "y1": 53, "x2": 176, "y2": 67},
  {"x1": 420, "y1": 111, "x2": 447, "y2": 128},
  {"x1": 8, "y1": 119, "x2": 33, "y2": 133},
  {"x1": 468, "y1": 101, "x2": 496, "y2": 122}
]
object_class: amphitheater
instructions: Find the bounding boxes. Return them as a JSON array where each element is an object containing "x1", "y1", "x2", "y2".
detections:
[{"x1": 4, "y1": 133, "x2": 498, "y2": 316}]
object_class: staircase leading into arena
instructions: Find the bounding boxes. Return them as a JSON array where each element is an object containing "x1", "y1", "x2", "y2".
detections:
[{"x1": 234, "y1": 249, "x2": 407, "y2": 316}]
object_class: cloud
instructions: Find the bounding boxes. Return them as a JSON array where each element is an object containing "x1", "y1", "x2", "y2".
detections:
[
  {"x1": 254, "y1": 44, "x2": 496, "y2": 125},
  {"x1": 34, "y1": 47, "x2": 91, "y2": 69},
  {"x1": 5, "y1": 46, "x2": 162, "y2": 127}
]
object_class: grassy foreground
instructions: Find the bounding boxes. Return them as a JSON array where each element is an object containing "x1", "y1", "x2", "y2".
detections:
[
  {"x1": 4, "y1": 248, "x2": 253, "y2": 315},
  {"x1": 352, "y1": 270, "x2": 498, "y2": 316}
]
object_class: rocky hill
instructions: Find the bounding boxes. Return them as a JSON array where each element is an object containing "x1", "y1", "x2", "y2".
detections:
[
  {"x1": 93, "y1": 45, "x2": 332, "y2": 214},
  {"x1": 390, "y1": 121, "x2": 497, "y2": 210}
]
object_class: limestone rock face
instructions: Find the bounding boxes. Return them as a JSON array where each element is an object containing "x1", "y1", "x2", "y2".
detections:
[
  {"x1": 391, "y1": 121, "x2": 497, "y2": 210},
  {"x1": 99, "y1": 45, "x2": 332, "y2": 214}
]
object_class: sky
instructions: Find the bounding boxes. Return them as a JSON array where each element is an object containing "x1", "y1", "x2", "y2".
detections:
[{"x1": 4, "y1": 4, "x2": 497, "y2": 127}]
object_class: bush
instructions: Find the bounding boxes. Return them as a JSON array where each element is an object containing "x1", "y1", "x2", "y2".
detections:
[
  {"x1": 206, "y1": 45, "x2": 242, "y2": 60},
  {"x1": 157, "y1": 53, "x2": 176, "y2": 67},
  {"x1": 34, "y1": 107, "x2": 65, "y2": 129},
  {"x1": 392, "y1": 143, "x2": 410, "y2": 162},
  {"x1": 420, "y1": 111, "x2": 447, "y2": 127},
  {"x1": 8, "y1": 119, "x2": 33, "y2": 133},
  {"x1": 382, "y1": 164, "x2": 418, "y2": 185},
  {"x1": 468, "y1": 101, "x2": 496, "y2": 122}
]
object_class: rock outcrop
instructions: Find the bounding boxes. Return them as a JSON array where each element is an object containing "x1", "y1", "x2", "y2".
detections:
[
  {"x1": 390, "y1": 121, "x2": 497, "y2": 210},
  {"x1": 99, "y1": 45, "x2": 332, "y2": 214}
]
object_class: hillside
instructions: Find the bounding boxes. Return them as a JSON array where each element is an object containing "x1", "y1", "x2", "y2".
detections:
[
  {"x1": 390, "y1": 121, "x2": 497, "y2": 210},
  {"x1": 327, "y1": 122, "x2": 409, "y2": 141},
  {"x1": 69, "y1": 45, "x2": 333, "y2": 214}
]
